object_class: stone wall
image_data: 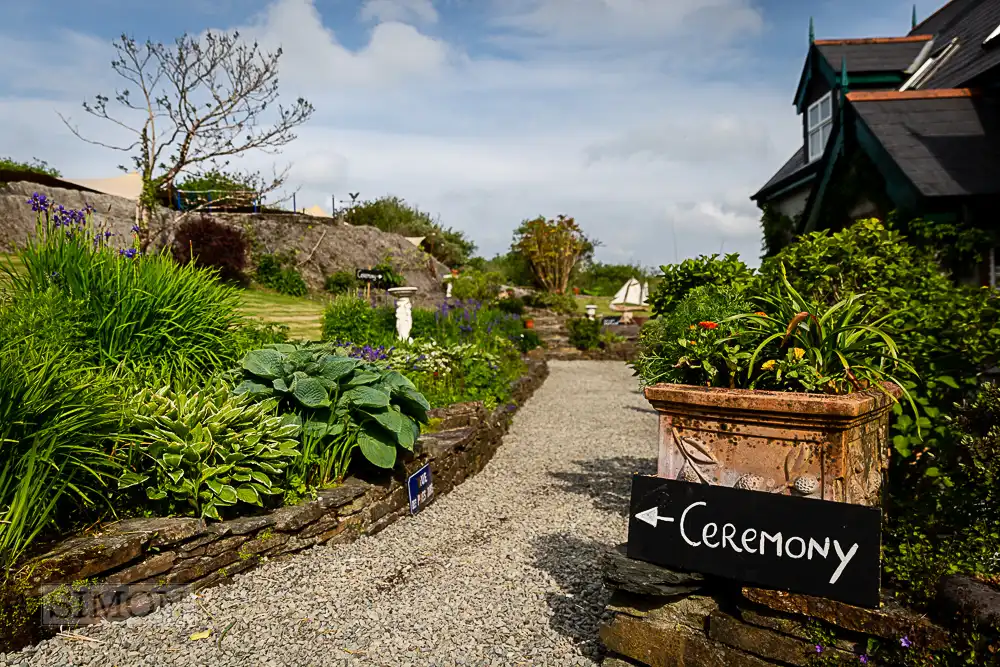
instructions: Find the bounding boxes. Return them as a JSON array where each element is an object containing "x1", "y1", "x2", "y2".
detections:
[
  {"x1": 0, "y1": 181, "x2": 450, "y2": 308},
  {"x1": 4, "y1": 359, "x2": 548, "y2": 651},
  {"x1": 599, "y1": 545, "x2": 997, "y2": 666}
]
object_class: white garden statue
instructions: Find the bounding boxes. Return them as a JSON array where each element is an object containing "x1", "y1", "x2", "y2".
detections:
[{"x1": 388, "y1": 286, "x2": 419, "y2": 342}]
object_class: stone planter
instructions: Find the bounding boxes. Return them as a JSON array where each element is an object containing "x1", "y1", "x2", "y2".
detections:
[{"x1": 644, "y1": 382, "x2": 901, "y2": 506}]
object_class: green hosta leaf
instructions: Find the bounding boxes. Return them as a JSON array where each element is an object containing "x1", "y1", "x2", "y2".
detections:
[
  {"x1": 161, "y1": 453, "x2": 183, "y2": 469},
  {"x1": 383, "y1": 371, "x2": 416, "y2": 391},
  {"x1": 252, "y1": 482, "x2": 284, "y2": 496},
  {"x1": 236, "y1": 485, "x2": 261, "y2": 505},
  {"x1": 303, "y1": 419, "x2": 329, "y2": 440},
  {"x1": 216, "y1": 485, "x2": 238, "y2": 505},
  {"x1": 291, "y1": 376, "x2": 331, "y2": 409},
  {"x1": 234, "y1": 380, "x2": 274, "y2": 397},
  {"x1": 273, "y1": 377, "x2": 290, "y2": 393},
  {"x1": 342, "y1": 386, "x2": 390, "y2": 409},
  {"x1": 357, "y1": 429, "x2": 397, "y2": 469},
  {"x1": 231, "y1": 472, "x2": 252, "y2": 483},
  {"x1": 394, "y1": 387, "x2": 430, "y2": 423},
  {"x1": 202, "y1": 503, "x2": 222, "y2": 521},
  {"x1": 267, "y1": 343, "x2": 298, "y2": 354},
  {"x1": 242, "y1": 349, "x2": 286, "y2": 379},
  {"x1": 145, "y1": 487, "x2": 167, "y2": 500},
  {"x1": 287, "y1": 349, "x2": 316, "y2": 367},
  {"x1": 397, "y1": 416, "x2": 418, "y2": 451},
  {"x1": 318, "y1": 356, "x2": 359, "y2": 382},
  {"x1": 118, "y1": 471, "x2": 148, "y2": 490},
  {"x1": 936, "y1": 375, "x2": 959, "y2": 389},
  {"x1": 250, "y1": 471, "x2": 272, "y2": 488},
  {"x1": 167, "y1": 469, "x2": 184, "y2": 485},
  {"x1": 346, "y1": 371, "x2": 380, "y2": 387},
  {"x1": 206, "y1": 479, "x2": 223, "y2": 495},
  {"x1": 370, "y1": 407, "x2": 404, "y2": 434}
]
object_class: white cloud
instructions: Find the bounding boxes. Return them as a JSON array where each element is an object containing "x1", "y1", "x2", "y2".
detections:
[
  {"x1": 0, "y1": 0, "x2": 811, "y2": 269},
  {"x1": 359, "y1": 0, "x2": 438, "y2": 25}
]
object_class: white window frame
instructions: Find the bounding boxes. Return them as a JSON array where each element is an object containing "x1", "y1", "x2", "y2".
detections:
[{"x1": 806, "y1": 92, "x2": 834, "y2": 163}]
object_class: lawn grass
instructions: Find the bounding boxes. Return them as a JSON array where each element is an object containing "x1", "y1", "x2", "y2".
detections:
[
  {"x1": 1, "y1": 253, "x2": 327, "y2": 341},
  {"x1": 573, "y1": 294, "x2": 648, "y2": 318}
]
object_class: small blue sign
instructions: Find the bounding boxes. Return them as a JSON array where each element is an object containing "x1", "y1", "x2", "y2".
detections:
[{"x1": 408, "y1": 464, "x2": 434, "y2": 515}]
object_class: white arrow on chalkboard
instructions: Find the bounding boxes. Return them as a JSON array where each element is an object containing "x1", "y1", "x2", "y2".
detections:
[{"x1": 634, "y1": 507, "x2": 675, "y2": 527}]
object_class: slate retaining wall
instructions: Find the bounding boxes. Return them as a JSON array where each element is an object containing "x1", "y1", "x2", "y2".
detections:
[
  {"x1": 599, "y1": 545, "x2": 999, "y2": 666},
  {"x1": 2, "y1": 359, "x2": 548, "y2": 651}
]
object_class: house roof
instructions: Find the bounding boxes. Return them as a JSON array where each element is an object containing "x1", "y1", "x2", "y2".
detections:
[
  {"x1": 918, "y1": 0, "x2": 1000, "y2": 88},
  {"x1": 911, "y1": 0, "x2": 980, "y2": 36},
  {"x1": 849, "y1": 89, "x2": 1000, "y2": 197},
  {"x1": 750, "y1": 146, "x2": 815, "y2": 201},
  {"x1": 815, "y1": 38, "x2": 930, "y2": 74}
]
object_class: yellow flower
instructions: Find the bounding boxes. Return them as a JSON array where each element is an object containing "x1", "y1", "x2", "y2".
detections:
[
  {"x1": 761, "y1": 360, "x2": 776, "y2": 371},
  {"x1": 689, "y1": 324, "x2": 697, "y2": 330},
  {"x1": 792, "y1": 347, "x2": 805, "y2": 360}
]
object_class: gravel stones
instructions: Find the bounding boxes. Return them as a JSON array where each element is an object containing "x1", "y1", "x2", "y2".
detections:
[{"x1": 2, "y1": 361, "x2": 655, "y2": 666}]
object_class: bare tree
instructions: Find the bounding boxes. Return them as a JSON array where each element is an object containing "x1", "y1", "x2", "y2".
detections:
[{"x1": 60, "y1": 31, "x2": 313, "y2": 249}]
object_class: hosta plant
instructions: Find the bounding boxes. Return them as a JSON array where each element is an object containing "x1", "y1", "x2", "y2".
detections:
[
  {"x1": 119, "y1": 383, "x2": 302, "y2": 520},
  {"x1": 232, "y1": 343, "x2": 430, "y2": 480}
]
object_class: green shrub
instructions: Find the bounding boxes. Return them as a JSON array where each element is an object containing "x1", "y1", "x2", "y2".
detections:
[
  {"x1": 119, "y1": 382, "x2": 301, "y2": 521},
  {"x1": 172, "y1": 214, "x2": 250, "y2": 284},
  {"x1": 451, "y1": 269, "x2": 504, "y2": 301},
  {"x1": 0, "y1": 291, "x2": 118, "y2": 569},
  {"x1": 324, "y1": 270, "x2": 357, "y2": 295},
  {"x1": 523, "y1": 290, "x2": 578, "y2": 315},
  {"x1": 234, "y1": 343, "x2": 430, "y2": 474},
  {"x1": 574, "y1": 262, "x2": 649, "y2": 297},
  {"x1": 648, "y1": 253, "x2": 755, "y2": 317},
  {"x1": 321, "y1": 295, "x2": 397, "y2": 346},
  {"x1": 0, "y1": 156, "x2": 60, "y2": 178},
  {"x1": 511, "y1": 330, "x2": 542, "y2": 353},
  {"x1": 633, "y1": 285, "x2": 754, "y2": 387},
  {"x1": 495, "y1": 296, "x2": 525, "y2": 316},
  {"x1": 370, "y1": 260, "x2": 405, "y2": 289},
  {"x1": 7, "y1": 194, "x2": 245, "y2": 378},
  {"x1": 388, "y1": 340, "x2": 523, "y2": 409},
  {"x1": 255, "y1": 252, "x2": 308, "y2": 296},
  {"x1": 566, "y1": 317, "x2": 601, "y2": 350},
  {"x1": 410, "y1": 307, "x2": 438, "y2": 339}
]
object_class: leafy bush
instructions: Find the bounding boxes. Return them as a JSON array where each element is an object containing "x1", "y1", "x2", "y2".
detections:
[
  {"x1": 468, "y1": 251, "x2": 536, "y2": 287},
  {"x1": 567, "y1": 317, "x2": 601, "y2": 350},
  {"x1": 523, "y1": 290, "x2": 578, "y2": 315},
  {"x1": 7, "y1": 194, "x2": 245, "y2": 378},
  {"x1": 634, "y1": 285, "x2": 754, "y2": 387},
  {"x1": 513, "y1": 215, "x2": 589, "y2": 294},
  {"x1": 119, "y1": 383, "x2": 301, "y2": 521},
  {"x1": 495, "y1": 295, "x2": 525, "y2": 316},
  {"x1": 511, "y1": 330, "x2": 542, "y2": 353},
  {"x1": 0, "y1": 296, "x2": 118, "y2": 569},
  {"x1": 344, "y1": 196, "x2": 476, "y2": 268},
  {"x1": 255, "y1": 252, "x2": 308, "y2": 296},
  {"x1": 648, "y1": 253, "x2": 755, "y2": 317},
  {"x1": 172, "y1": 214, "x2": 249, "y2": 284},
  {"x1": 175, "y1": 169, "x2": 258, "y2": 209},
  {"x1": 574, "y1": 262, "x2": 649, "y2": 297},
  {"x1": 370, "y1": 259, "x2": 405, "y2": 289},
  {"x1": 388, "y1": 340, "x2": 523, "y2": 409},
  {"x1": 321, "y1": 295, "x2": 397, "y2": 347},
  {"x1": 324, "y1": 270, "x2": 357, "y2": 295},
  {"x1": 0, "y1": 156, "x2": 60, "y2": 178},
  {"x1": 451, "y1": 268, "x2": 504, "y2": 302},
  {"x1": 234, "y1": 343, "x2": 430, "y2": 474}
]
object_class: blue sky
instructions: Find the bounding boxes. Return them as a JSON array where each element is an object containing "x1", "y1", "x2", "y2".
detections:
[{"x1": 0, "y1": 0, "x2": 924, "y2": 268}]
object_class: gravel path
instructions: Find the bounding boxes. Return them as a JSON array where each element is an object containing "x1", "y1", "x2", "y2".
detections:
[{"x1": 4, "y1": 361, "x2": 657, "y2": 667}]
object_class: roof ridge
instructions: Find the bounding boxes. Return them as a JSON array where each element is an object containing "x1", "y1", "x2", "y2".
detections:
[
  {"x1": 846, "y1": 88, "x2": 977, "y2": 101},
  {"x1": 814, "y1": 35, "x2": 933, "y2": 46}
]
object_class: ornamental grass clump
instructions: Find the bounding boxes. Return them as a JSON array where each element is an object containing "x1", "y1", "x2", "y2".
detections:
[{"x1": 3, "y1": 193, "x2": 245, "y2": 379}]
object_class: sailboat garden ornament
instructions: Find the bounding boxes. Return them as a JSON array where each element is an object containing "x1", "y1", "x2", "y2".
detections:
[{"x1": 609, "y1": 278, "x2": 649, "y2": 324}]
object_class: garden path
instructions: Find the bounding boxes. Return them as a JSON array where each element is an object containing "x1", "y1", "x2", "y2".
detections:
[{"x1": 5, "y1": 361, "x2": 656, "y2": 667}]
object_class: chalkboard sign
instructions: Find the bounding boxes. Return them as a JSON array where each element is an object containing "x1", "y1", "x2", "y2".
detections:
[
  {"x1": 602, "y1": 315, "x2": 622, "y2": 326},
  {"x1": 627, "y1": 475, "x2": 882, "y2": 608},
  {"x1": 356, "y1": 269, "x2": 387, "y2": 288},
  {"x1": 408, "y1": 464, "x2": 434, "y2": 515}
]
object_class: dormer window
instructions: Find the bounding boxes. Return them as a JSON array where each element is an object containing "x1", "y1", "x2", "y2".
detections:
[{"x1": 807, "y1": 92, "x2": 833, "y2": 162}]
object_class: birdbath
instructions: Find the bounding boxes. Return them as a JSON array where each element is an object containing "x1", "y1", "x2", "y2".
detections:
[
  {"x1": 585, "y1": 304, "x2": 597, "y2": 320},
  {"x1": 388, "y1": 286, "x2": 419, "y2": 342}
]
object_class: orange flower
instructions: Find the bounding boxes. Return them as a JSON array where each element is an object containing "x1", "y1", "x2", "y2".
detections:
[{"x1": 698, "y1": 321, "x2": 718, "y2": 329}]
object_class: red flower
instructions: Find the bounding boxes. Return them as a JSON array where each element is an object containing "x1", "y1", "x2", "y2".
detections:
[{"x1": 698, "y1": 321, "x2": 718, "y2": 329}]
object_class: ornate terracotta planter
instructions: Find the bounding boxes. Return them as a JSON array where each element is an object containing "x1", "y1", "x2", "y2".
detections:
[{"x1": 644, "y1": 382, "x2": 902, "y2": 507}]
